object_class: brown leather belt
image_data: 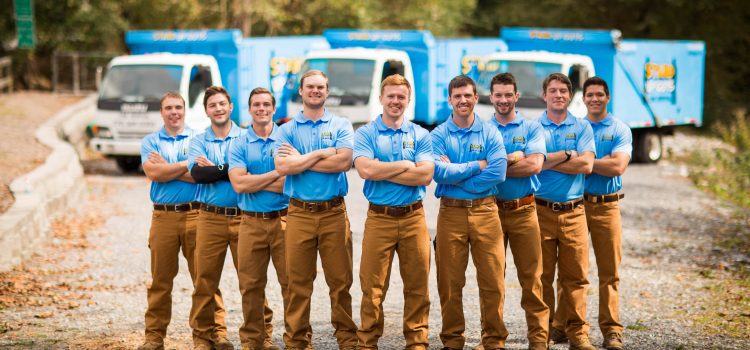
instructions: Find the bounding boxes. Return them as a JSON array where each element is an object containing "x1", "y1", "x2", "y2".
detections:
[
  {"x1": 440, "y1": 196, "x2": 495, "y2": 208},
  {"x1": 153, "y1": 201, "x2": 200, "y2": 212},
  {"x1": 496, "y1": 194, "x2": 535, "y2": 210},
  {"x1": 200, "y1": 204, "x2": 240, "y2": 216},
  {"x1": 535, "y1": 197, "x2": 583, "y2": 212},
  {"x1": 584, "y1": 193, "x2": 624, "y2": 203},
  {"x1": 368, "y1": 201, "x2": 423, "y2": 217},
  {"x1": 289, "y1": 197, "x2": 344, "y2": 212},
  {"x1": 242, "y1": 208, "x2": 288, "y2": 219}
]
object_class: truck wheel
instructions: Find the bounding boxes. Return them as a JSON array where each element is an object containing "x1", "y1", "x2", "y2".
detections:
[
  {"x1": 634, "y1": 131, "x2": 663, "y2": 163},
  {"x1": 115, "y1": 156, "x2": 142, "y2": 173}
]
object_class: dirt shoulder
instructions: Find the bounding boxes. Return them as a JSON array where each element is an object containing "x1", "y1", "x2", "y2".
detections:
[{"x1": 0, "y1": 92, "x2": 83, "y2": 214}]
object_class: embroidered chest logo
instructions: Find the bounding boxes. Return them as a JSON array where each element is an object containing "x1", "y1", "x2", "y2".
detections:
[
  {"x1": 601, "y1": 134, "x2": 614, "y2": 141},
  {"x1": 469, "y1": 144, "x2": 484, "y2": 153},
  {"x1": 565, "y1": 133, "x2": 577, "y2": 141},
  {"x1": 402, "y1": 140, "x2": 415, "y2": 150},
  {"x1": 512, "y1": 136, "x2": 526, "y2": 144},
  {"x1": 321, "y1": 131, "x2": 333, "y2": 141}
]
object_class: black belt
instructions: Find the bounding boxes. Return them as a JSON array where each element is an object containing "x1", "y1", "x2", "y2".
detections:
[
  {"x1": 496, "y1": 194, "x2": 535, "y2": 210},
  {"x1": 440, "y1": 196, "x2": 495, "y2": 208},
  {"x1": 289, "y1": 197, "x2": 344, "y2": 212},
  {"x1": 535, "y1": 197, "x2": 583, "y2": 212},
  {"x1": 242, "y1": 208, "x2": 288, "y2": 219},
  {"x1": 200, "y1": 204, "x2": 240, "y2": 216},
  {"x1": 584, "y1": 193, "x2": 624, "y2": 203},
  {"x1": 368, "y1": 201, "x2": 423, "y2": 217},
  {"x1": 153, "y1": 201, "x2": 200, "y2": 212}
]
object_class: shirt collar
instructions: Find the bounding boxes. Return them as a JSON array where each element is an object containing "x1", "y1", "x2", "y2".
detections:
[
  {"x1": 489, "y1": 111, "x2": 523, "y2": 128},
  {"x1": 446, "y1": 113, "x2": 483, "y2": 133},
  {"x1": 293, "y1": 109, "x2": 333, "y2": 124},
  {"x1": 374, "y1": 115, "x2": 412, "y2": 133},
  {"x1": 540, "y1": 110, "x2": 576, "y2": 126},
  {"x1": 158, "y1": 127, "x2": 191, "y2": 140},
  {"x1": 245, "y1": 123, "x2": 279, "y2": 143},
  {"x1": 204, "y1": 122, "x2": 241, "y2": 141},
  {"x1": 587, "y1": 113, "x2": 614, "y2": 126}
]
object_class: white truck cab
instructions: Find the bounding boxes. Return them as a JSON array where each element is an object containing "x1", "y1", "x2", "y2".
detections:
[
  {"x1": 89, "y1": 53, "x2": 221, "y2": 172},
  {"x1": 475, "y1": 51, "x2": 595, "y2": 120},
  {"x1": 288, "y1": 48, "x2": 416, "y2": 125}
]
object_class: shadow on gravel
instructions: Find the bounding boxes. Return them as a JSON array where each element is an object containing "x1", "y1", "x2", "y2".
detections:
[{"x1": 80, "y1": 159, "x2": 144, "y2": 177}]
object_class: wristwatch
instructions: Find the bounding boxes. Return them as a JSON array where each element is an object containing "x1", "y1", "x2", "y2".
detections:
[{"x1": 564, "y1": 149, "x2": 572, "y2": 161}]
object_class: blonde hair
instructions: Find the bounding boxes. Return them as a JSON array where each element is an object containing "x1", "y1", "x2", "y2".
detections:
[{"x1": 299, "y1": 70, "x2": 328, "y2": 88}]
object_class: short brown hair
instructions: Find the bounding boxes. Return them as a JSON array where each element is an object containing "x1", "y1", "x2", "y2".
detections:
[
  {"x1": 248, "y1": 87, "x2": 276, "y2": 107},
  {"x1": 490, "y1": 73, "x2": 517, "y2": 94},
  {"x1": 160, "y1": 91, "x2": 185, "y2": 109},
  {"x1": 299, "y1": 70, "x2": 328, "y2": 88},
  {"x1": 542, "y1": 73, "x2": 573, "y2": 96},
  {"x1": 448, "y1": 75, "x2": 477, "y2": 96},
  {"x1": 380, "y1": 74, "x2": 411, "y2": 95},
  {"x1": 203, "y1": 86, "x2": 232, "y2": 109}
]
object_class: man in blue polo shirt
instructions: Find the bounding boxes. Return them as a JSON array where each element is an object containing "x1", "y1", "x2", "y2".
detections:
[
  {"x1": 273, "y1": 70, "x2": 357, "y2": 350},
  {"x1": 229, "y1": 87, "x2": 288, "y2": 350},
  {"x1": 188, "y1": 86, "x2": 257, "y2": 350},
  {"x1": 484, "y1": 73, "x2": 549, "y2": 350},
  {"x1": 432, "y1": 75, "x2": 508, "y2": 350},
  {"x1": 138, "y1": 92, "x2": 227, "y2": 350},
  {"x1": 353, "y1": 74, "x2": 434, "y2": 350},
  {"x1": 535, "y1": 73, "x2": 596, "y2": 350},
  {"x1": 551, "y1": 77, "x2": 631, "y2": 350}
]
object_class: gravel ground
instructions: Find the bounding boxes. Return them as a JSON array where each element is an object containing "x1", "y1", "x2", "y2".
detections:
[
  {"x1": 1, "y1": 133, "x2": 749, "y2": 349},
  {"x1": 0, "y1": 92, "x2": 83, "y2": 214}
]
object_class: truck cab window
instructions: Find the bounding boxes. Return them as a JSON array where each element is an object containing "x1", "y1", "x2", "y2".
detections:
[
  {"x1": 381, "y1": 60, "x2": 405, "y2": 82},
  {"x1": 568, "y1": 65, "x2": 589, "y2": 94},
  {"x1": 189, "y1": 65, "x2": 213, "y2": 107}
]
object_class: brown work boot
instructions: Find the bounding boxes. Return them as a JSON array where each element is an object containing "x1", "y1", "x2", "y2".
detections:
[
  {"x1": 568, "y1": 338, "x2": 596, "y2": 350},
  {"x1": 263, "y1": 338, "x2": 281, "y2": 350},
  {"x1": 241, "y1": 344, "x2": 257, "y2": 350},
  {"x1": 137, "y1": 341, "x2": 164, "y2": 350},
  {"x1": 194, "y1": 343, "x2": 213, "y2": 350},
  {"x1": 548, "y1": 327, "x2": 568, "y2": 344},
  {"x1": 529, "y1": 342, "x2": 548, "y2": 350},
  {"x1": 472, "y1": 344, "x2": 484, "y2": 350},
  {"x1": 339, "y1": 345, "x2": 358, "y2": 350},
  {"x1": 214, "y1": 335, "x2": 235, "y2": 350},
  {"x1": 603, "y1": 332, "x2": 624, "y2": 350}
]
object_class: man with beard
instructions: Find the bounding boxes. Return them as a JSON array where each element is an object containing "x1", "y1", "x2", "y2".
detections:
[
  {"x1": 274, "y1": 70, "x2": 357, "y2": 350},
  {"x1": 353, "y1": 74, "x2": 434, "y2": 350},
  {"x1": 535, "y1": 73, "x2": 596, "y2": 350},
  {"x1": 431, "y1": 75, "x2": 508, "y2": 350},
  {"x1": 483, "y1": 73, "x2": 549, "y2": 350},
  {"x1": 138, "y1": 92, "x2": 227, "y2": 350}
]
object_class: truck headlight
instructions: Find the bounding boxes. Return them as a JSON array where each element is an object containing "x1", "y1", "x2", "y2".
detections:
[{"x1": 91, "y1": 125, "x2": 113, "y2": 139}]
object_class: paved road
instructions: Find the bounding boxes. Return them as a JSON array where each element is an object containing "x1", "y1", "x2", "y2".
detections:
[{"x1": 0, "y1": 158, "x2": 748, "y2": 349}]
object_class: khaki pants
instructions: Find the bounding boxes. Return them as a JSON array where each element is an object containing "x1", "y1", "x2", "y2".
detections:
[
  {"x1": 499, "y1": 202, "x2": 549, "y2": 344},
  {"x1": 190, "y1": 211, "x2": 274, "y2": 345},
  {"x1": 552, "y1": 200, "x2": 623, "y2": 336},
  {"x1": 238, "y1": 214, "x2": 290, "y2": 348},
  {"x1": 284, "y1": 203, "x2": 357, "y2": 349},
  {"x1": 145, "y1": 209, "x2": 227, "y2": 343},
  {"x1": 537, "y1": 204, "x2": 590, "y2": 342},
  {"x1": 435, "y1": 201, "x2": 507, "y2": 349},
  {"x1": 358, "y1": 208, "x2": 431, "y2": 350}
]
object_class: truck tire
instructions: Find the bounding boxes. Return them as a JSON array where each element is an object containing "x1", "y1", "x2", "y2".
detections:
[
  {"x1": 115, "y1": 156, "x2": 142, "y2": 173},
  {"x1": 634, "y1": 131, "x2": 663, "y2": 163}
]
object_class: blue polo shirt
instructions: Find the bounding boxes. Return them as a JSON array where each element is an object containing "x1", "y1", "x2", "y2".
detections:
[
  {"x1": 141, "y1": 127, "x2": 198, "y2": 204},
  {"x1": 273, "y1": 110, "x2": 354, "y2": 201},
  {"x1": 487, "y1": 112, "x2": 547, "y2": 200},
  {"x1": 431, "y1": 114, "x2": 507, "y2": 200},
  {"x1": 585, "y1": 114, "x2": 633, "y2": 195},
  {"x1": 353, "y1": 115, "x2": 434, "y2": 206},
  {"x1": 228, "y1": 124, "x2": 289, "y2": 212},
  {"x1": 536, "y1": 111, "x2": 596, "y2": 203},
  {"x1": 188, "y1": 122, "x2": 244, "y2": 208}
]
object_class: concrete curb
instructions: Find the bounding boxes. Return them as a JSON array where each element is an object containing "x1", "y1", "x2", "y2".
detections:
[{"x1": 0, "y1": 94, "x2": 96, "y2": 272}]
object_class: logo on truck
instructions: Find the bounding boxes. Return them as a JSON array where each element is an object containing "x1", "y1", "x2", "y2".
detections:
[{"x1": 644, "y1": 63, "x2": 676, "y2": 95}]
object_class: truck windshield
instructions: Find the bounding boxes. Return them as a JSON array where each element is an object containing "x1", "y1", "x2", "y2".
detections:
[
  {"x1": 99, "y1": 65, "x2": 182, "y2": 102},
  {"x1": 477, "y1": 60, "x2": 562, "y2": 108},
  {"x1": 291, "y1": 58, "x2": 375, "y2": 106}
]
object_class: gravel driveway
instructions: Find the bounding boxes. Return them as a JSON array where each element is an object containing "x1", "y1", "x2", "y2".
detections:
[{"x1": 1, "y1": 135, "x2": 749, "y2": 349}]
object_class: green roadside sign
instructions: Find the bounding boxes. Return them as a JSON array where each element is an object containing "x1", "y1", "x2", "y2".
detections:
[{"x1": 14, "y1": 0, "x2": 36, "y2": 48}]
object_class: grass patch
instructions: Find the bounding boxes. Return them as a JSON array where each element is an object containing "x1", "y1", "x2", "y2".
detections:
[{"x1": 626, "y1": 319, "x2": 648, "y2": 331}]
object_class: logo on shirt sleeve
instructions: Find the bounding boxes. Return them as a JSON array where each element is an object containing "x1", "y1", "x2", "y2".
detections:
[
  {"x1": 402, "y1": 140, "x2": 415, "y2": 150},
  {"x1": 601, "y1": 134, "x2": 614, "y2": 141},
  {"x1": 469, "y1": 144, "x2": 484, "y2": 153},
  {"x1": 321, "y1": 131, "x2": 333, "y2": 141},
  {"x1": 565, "y1": 133, "x2": 577, "y2": 141},
  {"x1": 512, "y1": 136, "x2": 526, "y2": 144}
]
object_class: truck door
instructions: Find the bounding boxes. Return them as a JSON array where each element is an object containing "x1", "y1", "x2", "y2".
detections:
[{"x1": 186, "y1": 65, "x2": 213, "y2": 131}]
